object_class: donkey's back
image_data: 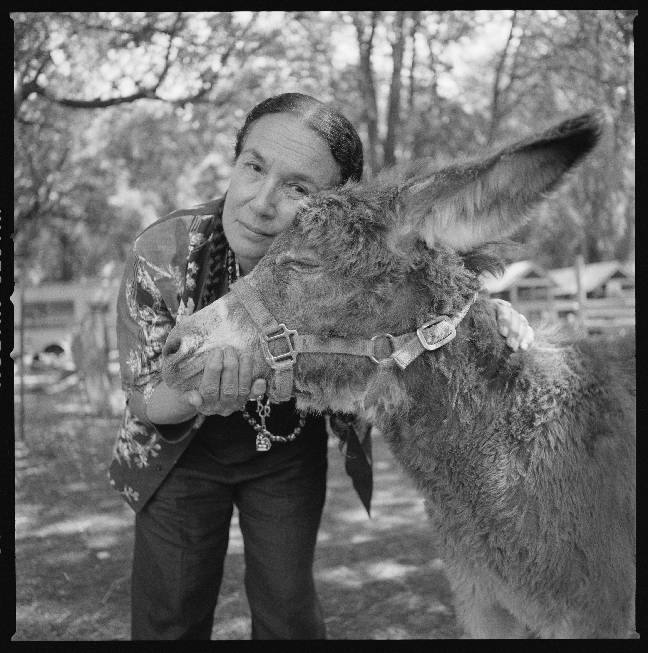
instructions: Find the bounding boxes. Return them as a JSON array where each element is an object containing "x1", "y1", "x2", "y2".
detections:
[{"x1": 402, "y1": 326, "x2": 636, "y2": 638}]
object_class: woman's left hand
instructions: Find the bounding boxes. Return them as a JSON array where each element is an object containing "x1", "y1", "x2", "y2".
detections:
[{"x1": 492, "y1": 298, "x2": 534, "y2": 351}]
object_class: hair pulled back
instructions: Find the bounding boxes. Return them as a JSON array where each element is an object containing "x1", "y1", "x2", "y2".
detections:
[{"x1": 235, "y1": 93, "x2": 363, "y2": 185}]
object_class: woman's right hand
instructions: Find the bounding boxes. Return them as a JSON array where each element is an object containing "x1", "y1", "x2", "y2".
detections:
[{"x1": 183, "y1": 346, "x2": 267, "y2": 417}]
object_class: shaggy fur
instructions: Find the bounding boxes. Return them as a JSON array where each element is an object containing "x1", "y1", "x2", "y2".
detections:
[{"x1": 162, "y1": 113, "x2": 635, "y2": 638}]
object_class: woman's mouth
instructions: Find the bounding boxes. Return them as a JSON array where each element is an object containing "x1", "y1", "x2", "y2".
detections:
[{"x1": 239, "y1": 221, "x2": 274, "y2": 239}]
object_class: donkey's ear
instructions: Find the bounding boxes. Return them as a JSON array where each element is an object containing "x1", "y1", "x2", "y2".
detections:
[{"x1": 399, "y1": 112, "x2": 602, "y2": 250}]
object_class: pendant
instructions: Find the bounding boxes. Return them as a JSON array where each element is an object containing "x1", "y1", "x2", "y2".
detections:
[{"x1": 256, "y1": 433, "x2": 272, "y2": 452}]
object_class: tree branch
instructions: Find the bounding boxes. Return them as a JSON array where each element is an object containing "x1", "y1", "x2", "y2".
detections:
[
  {"x1": 171, "y1": 12, "x2": 262, "y2": 106},
  {"x1": 150, "y1": 12, "x2": 183, "y2": 92},
  {"x1": 487, "y1": 9, "x2": 517, "y2": 144},
  {"x1": 59, "y1": 12, "x2": 184, "y2": 39},
  {"x1": 26, "y1": 80, "x2": 158, "y2": 108}
]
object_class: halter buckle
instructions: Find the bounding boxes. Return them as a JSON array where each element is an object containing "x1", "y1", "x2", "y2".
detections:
[
  {"x1": 261, "y1": 323, "x2": 298, "y2": 369},
  {"x1": 416, "y1": 316, "x2": 456, "y2": 351},
  {"x1": 369, "y1": 333, "x2": 395, "y2": 365}
]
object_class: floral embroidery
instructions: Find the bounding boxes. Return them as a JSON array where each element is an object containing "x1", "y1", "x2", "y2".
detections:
[
  {"x1": 120, "y1": 485, "x2": 140, "y2": 503},
  {"x1": 189, "y1": 232, "x2": 205, "y2": 248},
  {"x1": 169, "y1": 263, "x2": 184, "y2": 290},
  {"x1": 142, "y1": 259, "x2": 178, "y2": 281},
  {"x1": 135, "y1": 258, "x2": 164, "y2": 305},
  {"x1": 126, "y1": 349, "x2": 141, "y2": 377},
  {"x1": 111, "y1": 204, "x2": 224, "y2": 506},
  {"x1": 143, "y1": 383, "x2": 155, "y2": 405},
  {"x1": 113, "y1": 407, "x2": 162, "y2": 469},
  {"x1": 177, "y1": 297, "x2": 195, "y2": 318}
]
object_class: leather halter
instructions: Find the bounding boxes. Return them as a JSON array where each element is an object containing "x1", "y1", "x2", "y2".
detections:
[{"x1": 231, "y1": 277, "x2": 478, "y2": 403}]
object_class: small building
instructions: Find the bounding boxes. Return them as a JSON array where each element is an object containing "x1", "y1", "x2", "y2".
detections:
[
  {"x1": 480, "y1": 260, "x2": 558, "y2": 323},
  {"x1": 548, "y1": 260, "x2": 635, "y2": 300},
  {"x1": 481, "y1": 260, "x2": 557, "y2": 302},
  {"x1": 12, "y1": 277, "x2": 120, "y2": 360}
]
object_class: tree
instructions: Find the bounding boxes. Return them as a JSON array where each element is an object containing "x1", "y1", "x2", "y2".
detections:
[
  {"x1": 349, "y1": 11, "x2": 381, "y2": 175},
  {"x1": 13, "y1": 11, "x2": 329, "y2": 281},
  {"x1": 13, "y1": 10, "x2": 635, "y2": 280},
  {"x1": 486, "y1": 10, "x2": 518, "y2": 144},
  {"x1": 383, "y1": 11, "x2": 407, "y2": 167}
]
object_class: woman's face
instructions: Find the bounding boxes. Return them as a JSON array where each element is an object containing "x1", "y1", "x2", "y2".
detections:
[{"x1": 222, "y1": 113, "x2": 341, "y2": 274}]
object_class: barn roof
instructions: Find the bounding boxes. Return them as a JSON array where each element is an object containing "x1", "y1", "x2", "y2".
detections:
[
  {"x1": 548, "y1": 260, "x2": 634, "y2": 296},
  {"x1": 480, "y1": 260, "x2": 555, "y2": 294}
]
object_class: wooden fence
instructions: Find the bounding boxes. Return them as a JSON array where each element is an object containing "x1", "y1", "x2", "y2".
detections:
[{"x1": 510, "y1": 295, "x2": 635, "y2": 336}]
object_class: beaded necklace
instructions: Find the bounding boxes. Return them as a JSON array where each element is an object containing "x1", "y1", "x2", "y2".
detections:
[{"x1": 226, "y1": 247, "x2": 306, "y2": 452}]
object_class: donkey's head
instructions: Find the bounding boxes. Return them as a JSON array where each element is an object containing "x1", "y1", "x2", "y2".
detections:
[{"x1": 162, "y1": 113, "x2": 601, "y2": 414}]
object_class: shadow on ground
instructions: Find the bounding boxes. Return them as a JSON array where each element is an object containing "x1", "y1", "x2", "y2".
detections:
[{"x1": 14, "y1": 384, "x2": 460, "y2": 640}]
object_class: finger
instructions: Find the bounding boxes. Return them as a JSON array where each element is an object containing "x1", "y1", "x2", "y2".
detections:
[
  {"x1": 219, "y1": 347, "x2": 239, "y2": 401},
  {"x1": 200, "y1": 404, "x2": 237, "y2": 417},
  {"x1": 495, "y1": 302, "x2": 512, "y2": 337},
  {"x1": 506, "y1": 334, "x2": 520, "y2": 351},
  {"x1": 237, "y1": 352, "x2": 253, "y2": 399},
  {"x1": 184, "y1": 390, "x2": 203, "y2": 408},
  {"x1": 249, "y1": 378, "x2": 267, "y2": 400},
  {"x1": 520, "y1": 321, "x2": 535, "y2": 350},
  {"x1": 199, "y1": 348, "x2": 224, "y2": 399},
  {"x1": 507, "y1": 310, "x2": 522, "y2": 348}
]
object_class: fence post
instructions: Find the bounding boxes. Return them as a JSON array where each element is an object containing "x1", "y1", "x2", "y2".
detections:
[
  {"x1": 575, "y1": 254, "x2": 586, "y2": 332},
  {"x1": 19, "y1": 282, "x2": 26, "y2": 441}
]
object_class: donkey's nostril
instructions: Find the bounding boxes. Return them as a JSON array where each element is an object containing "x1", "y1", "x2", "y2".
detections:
[{"x1": 163, "y1": 335, "x2": 183, "y2": 358}]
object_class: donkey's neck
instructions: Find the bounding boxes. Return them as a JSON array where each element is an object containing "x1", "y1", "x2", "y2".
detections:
[{"x1": 365, "y1": 299, "x2": 520, "y2": 433}]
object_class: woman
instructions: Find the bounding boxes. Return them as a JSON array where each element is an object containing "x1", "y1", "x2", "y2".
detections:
[{"x1": 110, "y1": 93, "x2": 534, "y2": 640}]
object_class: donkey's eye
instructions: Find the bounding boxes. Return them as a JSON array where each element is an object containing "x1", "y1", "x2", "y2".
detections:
[
  {"x1": 276, "y1": 252, "x2": 320, "y2": 272},
  {"x1": 286, "y1": 260, "x2": 319, "y2": 272}
]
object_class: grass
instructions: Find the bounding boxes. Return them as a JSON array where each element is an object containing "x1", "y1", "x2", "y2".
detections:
[{"x1": 13, "y1": 377, "x2": 460, "y2": 640}]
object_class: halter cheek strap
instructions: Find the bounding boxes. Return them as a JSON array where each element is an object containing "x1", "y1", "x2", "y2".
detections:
[
  {"x1": 230, "y1": 279, "x2": 296, "y2": 402},
  {"x1": 231, "y1": 277, "x2": 477, "y2": 403},
  {"x1": 388, "y1": 299, "x2": 476, "y2": 368}
]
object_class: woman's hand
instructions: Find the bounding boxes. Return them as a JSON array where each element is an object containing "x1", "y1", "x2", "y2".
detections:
[
  {"x1": 492, "y1": 299, "x2": 534, "y2": 351},
  {"x1": 183, "y1": 346, "x2": 267, "y2": 416}
]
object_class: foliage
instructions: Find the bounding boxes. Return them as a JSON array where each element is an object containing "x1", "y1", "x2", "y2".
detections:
[{"x1": 13, "y1": 10, "x2": 635, "y2": 281}]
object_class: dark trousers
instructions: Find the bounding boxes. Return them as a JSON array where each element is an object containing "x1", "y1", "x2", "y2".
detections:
[{"x1": 131, "y1": 439, "x2": 328, "y2": 640}]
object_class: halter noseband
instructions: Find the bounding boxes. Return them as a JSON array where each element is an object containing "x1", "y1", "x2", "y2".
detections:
[{"x1": 231, "y1": 278, "x2": 477, "y2": 403}]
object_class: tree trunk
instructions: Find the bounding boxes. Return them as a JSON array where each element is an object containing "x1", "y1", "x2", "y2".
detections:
[
  {"x1": 352, "y1": 11, "x2": 381, "y2": 175},
  {"x1": 383, "y1": 11, "x2": 407, "y2": 167},
  {"x1": 407, "y1": 12, "x2": 420, "y2": 114}
]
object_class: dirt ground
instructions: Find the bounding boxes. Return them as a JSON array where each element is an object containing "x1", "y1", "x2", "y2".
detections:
[{"x1": 13, "y1": 379, "x2": 461, "y2": 640}]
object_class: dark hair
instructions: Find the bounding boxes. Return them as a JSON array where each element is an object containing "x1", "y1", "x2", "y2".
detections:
[{"x1": 234, "y1": 93, "x2": 363, "y2": 185}]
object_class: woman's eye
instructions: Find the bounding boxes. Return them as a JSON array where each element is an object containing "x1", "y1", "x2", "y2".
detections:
[
  {"x1": 245, "y1": 161, "x2": 262, "y2": 173},
  {"x1": 286, "y1": 184, "x2": 309, "y2": 198}
]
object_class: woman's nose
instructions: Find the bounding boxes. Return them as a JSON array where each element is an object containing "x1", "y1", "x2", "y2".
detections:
[
  {"x1": 250, "y1": 180, "x2": 276, "y2": 215},
  {"x1": 163, "y1": 334, "x2": 183, "y2": 358}
]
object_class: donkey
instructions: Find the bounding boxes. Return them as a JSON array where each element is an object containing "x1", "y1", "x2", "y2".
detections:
[{"x1": 161, "y1": 113, "x2": 636, "y2": 638}]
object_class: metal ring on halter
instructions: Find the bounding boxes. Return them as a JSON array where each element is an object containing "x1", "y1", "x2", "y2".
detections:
[
  {"x1": 369, "y1": 333, "x2": 395, "y2": 365},
  {"x1": 261, "y1": 323, "x2": 298, "y2": 369}
]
